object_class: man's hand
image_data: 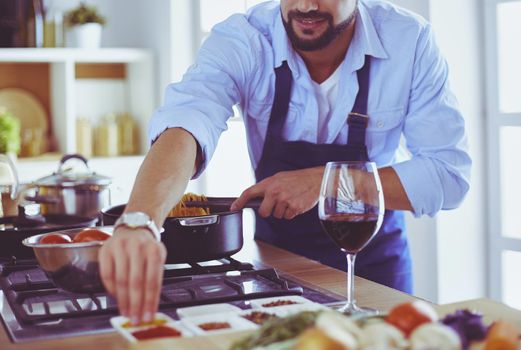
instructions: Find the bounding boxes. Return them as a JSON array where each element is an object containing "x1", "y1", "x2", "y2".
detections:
[
  {"x1": 99, "y1": 228, "x2": 166, "y2": 325},
  {"x1": 231, "y1": 167, "x2": 325, "y2": 219}
]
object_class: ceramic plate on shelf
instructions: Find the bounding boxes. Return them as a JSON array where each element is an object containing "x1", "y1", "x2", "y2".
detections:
[{"x1": 0, "y1": 88, "x2": 48, "y2": 131}]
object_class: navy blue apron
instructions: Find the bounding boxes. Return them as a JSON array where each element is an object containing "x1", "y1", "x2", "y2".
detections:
[{"x1": 254, "y1": 58, "x2": 413, "y2": 293}]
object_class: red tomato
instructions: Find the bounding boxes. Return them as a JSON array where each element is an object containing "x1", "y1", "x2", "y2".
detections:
[
  {"x1": 73, "y1": 228, "x2": 111, "y2": 243},
  {"x1": 385, "y1": 301, "x2": 438, "y2": 336},
  {"x1": 40, "y1": 233, "x2": 72, "y2": 244}
]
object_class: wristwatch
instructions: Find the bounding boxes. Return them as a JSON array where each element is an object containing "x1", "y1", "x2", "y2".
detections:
[{"x1": 114, "y1": 212, "x2": 161, "y2": 241}]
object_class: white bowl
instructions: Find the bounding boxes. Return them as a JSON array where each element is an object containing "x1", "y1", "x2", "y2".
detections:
[
  {"x1": 249, "y1": 295, "x2": 314, "y2": 309},
  {"x1": 176, "y1": 303, "x2": 241, "y2": 319},
  {"x1": 181, "y1": 313, "x2": 258, "y2": 336},
  {"x1": 110, "y1": 312, "x2": 192, "y2": 342}
]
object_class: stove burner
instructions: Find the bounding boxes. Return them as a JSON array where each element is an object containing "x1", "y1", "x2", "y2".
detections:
[{"x1": 0, "y1": 257, "x2": 341, "y2": 343}]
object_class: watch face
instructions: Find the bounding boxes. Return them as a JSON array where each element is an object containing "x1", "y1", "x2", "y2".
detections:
[{"x1": 123, "y1": 212, "x2": 150, "y2": 227}]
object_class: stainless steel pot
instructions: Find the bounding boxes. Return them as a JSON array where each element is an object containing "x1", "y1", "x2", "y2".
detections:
[
  {"x1": 24, "y1": 154, "x2": 112, "y2": 218},
  {"x1": 22, "y1": 226, "x2": 113, "y2": 293}
]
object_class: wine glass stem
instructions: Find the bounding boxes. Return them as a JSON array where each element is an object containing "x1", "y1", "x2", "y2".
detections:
[{"x1": 346, "y1": 253, "x2": 356, "y2": 306}]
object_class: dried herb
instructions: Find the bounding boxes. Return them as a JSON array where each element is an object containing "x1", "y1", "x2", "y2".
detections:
[{"x1": 230, "y1": 311, "x2": 320, "y2": 350}]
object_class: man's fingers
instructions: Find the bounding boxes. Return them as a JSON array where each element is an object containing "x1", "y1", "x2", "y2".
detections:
[
  {"x1": 273, "y1": 201, "x2": 288, "y2": 219},
  {"x1": 113, "y1": 240, "x2": 130, "y2": 318},
  {"x1": 142, "y1": 243, "x2": 166, "y2": 322},
  {"x1": 127, "y1": 238, "x2": 146, "y2": 324},
  {"x1": 258, "y1": 195, "x2": 276, "y2": 218},
  {"x1": 231, "y1": 185, "x2": 264, "y2": 210},
  {"x1": 99, "y1": 244, "x2": 115, "y2": 295},
  {"x1": 284, "y1": 207, "x2": 298, "y2": 220}
]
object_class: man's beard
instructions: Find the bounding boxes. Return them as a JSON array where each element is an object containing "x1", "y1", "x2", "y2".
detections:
[{"x1": 282, "y1": 4, "x2": 358, "y2": 52}]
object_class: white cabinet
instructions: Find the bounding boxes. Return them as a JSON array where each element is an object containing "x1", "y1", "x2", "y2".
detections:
[{"x1": 0, "y1": 48, "x2": 154, "y2": 157}]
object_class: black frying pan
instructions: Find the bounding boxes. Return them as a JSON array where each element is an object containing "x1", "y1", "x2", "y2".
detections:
[{"x1": 101, "y1": 203, "x2": 244, "y2": 263}]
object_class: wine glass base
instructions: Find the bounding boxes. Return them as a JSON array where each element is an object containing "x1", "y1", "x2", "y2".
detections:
[{"x1": 336, "y1": 302, "x2": 379, "y2": 317}]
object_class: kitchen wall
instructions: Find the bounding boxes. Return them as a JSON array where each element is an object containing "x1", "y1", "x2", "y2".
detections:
[
  {"x1": 429, "y1": 0, "x2": 487, "y2": 303},
  {"x1": 386, "y1": 0, "x2": 487, "y2": 303}
]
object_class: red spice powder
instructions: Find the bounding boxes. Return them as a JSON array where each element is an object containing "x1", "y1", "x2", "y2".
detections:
[{"x1": 131, "y1": 325, "x2": 182, "y2": 340}]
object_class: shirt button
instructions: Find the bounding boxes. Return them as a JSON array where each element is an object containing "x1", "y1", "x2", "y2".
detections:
[{"x1": 376, "y1": 120, "x2": 384, "y2": 128}]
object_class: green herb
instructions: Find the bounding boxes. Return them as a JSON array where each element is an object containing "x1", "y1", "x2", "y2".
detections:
[
  {"x1": 65, "y1": 3, "x2": 106, "y2": 27},
  {"x1": 230, "y1": 311, "x2": 321, "y2": 350},
  {"x1": 0, "y1": 110, "x2": 21, "y2": 154}
]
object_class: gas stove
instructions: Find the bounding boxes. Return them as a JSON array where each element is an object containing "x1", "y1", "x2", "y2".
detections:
[{"x1": 0, "y1": 256, "x2": 342, "y2": 343}]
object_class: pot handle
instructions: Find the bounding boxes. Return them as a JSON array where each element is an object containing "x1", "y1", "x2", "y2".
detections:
[
  {"x1": 178, "y1": 215, "x2": 219, "y2": 227},
  {"x1": 25, "y1": 194, "x2": 61, "y2": 204},
  {"x1": 58, "y1": 154, "x2": 90, "y2": 173},
  {"x1": 0, "y1": 153, "x2": 19, "y2": 200}
]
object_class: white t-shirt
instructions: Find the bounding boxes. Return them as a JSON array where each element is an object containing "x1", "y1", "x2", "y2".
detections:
[{"x1": 311, "y1": 65, "x2": 343, "y2": 144}]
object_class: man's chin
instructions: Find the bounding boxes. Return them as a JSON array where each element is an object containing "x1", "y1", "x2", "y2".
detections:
[{"x1": 292, "y1": 29, "x2": 326, "y2": 44}]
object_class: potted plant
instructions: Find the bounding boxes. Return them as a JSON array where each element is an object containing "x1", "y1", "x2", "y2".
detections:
[
  {"x1": 0, "y1": 109, "x2": 21, "y2": 156},
  {"x1": 64, "y1": 3, "x2": 106, "y2": 48}
]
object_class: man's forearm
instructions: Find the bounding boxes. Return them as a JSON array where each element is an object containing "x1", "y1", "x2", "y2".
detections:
[
  {"x1": 124, "y1": 128, "x2": 200, "y2": 226},
  {"x1": 379, "y1": 166, "x2": 413, "y2": 211}
]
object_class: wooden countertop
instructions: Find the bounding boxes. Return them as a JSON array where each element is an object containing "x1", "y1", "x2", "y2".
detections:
[{"x1": 0, "y1": 239, "x2": 488, "y2": 350}]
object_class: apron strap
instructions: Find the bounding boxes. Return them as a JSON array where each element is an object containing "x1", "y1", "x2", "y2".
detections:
[
  {"x1": 347, "y1": 56, "x2": 371, "y2": 147},
  {"x1": 266, "y1": 61, "x2": 293, "y2": 140},
  {"x1": 265, "y1": 57, "x2": 371, "y2": 145}
]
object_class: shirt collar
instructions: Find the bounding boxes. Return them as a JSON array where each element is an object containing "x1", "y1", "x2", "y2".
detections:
[{"x1": 272, "y1": 2, "x2": 389, "y2": 74}]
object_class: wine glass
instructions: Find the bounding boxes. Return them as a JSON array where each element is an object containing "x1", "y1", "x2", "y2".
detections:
[{"x1": 318, "y1": 161, "x2": 384, "y2": 315}]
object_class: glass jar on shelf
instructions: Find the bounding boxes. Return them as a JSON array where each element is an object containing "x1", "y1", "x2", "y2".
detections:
[
  {"x1": 76, "y1": 116, "x2": 92, "y2": 158},
  {"x1": 117, "y1": 113, "x2": 138, "y2": 155},
  {"x1": 20, "y1": 127, "x2": 46, "y2": 157},
  {"x1": 94, "y1": 113, "x2": 118, "y2": 157}
]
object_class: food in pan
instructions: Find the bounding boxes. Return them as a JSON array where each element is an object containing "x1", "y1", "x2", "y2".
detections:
[
  {"x1": 168, "y1": 192, "x2": 210, "y2": 217},
  {"x1": 198, "y1": 321, "x2": 231, "y2": 331},
  {"x1": 39, "y1": 233, "x2": 72, "y2": 244},
  {"x1": 72, "y1": 228, "x2": 111, "y2": 243},
  {"x1": 242, "y1": 311, "x2": 278, "y2": 325},
  {"x1": 262, "y1": 299, "x2": 300, "y2": 308},
  {"x1": 131, "y1": 325, "x2": 182, "y2": 340}
]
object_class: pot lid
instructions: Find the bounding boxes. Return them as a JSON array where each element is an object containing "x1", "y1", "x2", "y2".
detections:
[
  {"x1": 36, "y1": 170, "x2": 111, "y2": 187},
  {"x1": 35, "y1": 154, "x2": 111, "y2": 187}
]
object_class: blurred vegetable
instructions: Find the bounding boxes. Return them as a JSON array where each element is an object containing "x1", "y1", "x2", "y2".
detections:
[
  {"x1": 230, "y1": 311, "x2": 320, "y2": 350},
  {"x1": 293, "y1": 327, "x2": 346, "y2": 350},
  {"x1": 410, "y1": 323, "x2": 461, "y2": 350},
  {"x1": 0, "y1": 109, "x2": 21, "y2": 155},
  {"x1": 442, "y1": 309, "x2": 488, "y2": 349},
  {"x1": 385, "y1": 301, "x2": 438, "y2": 336},
  {"x1": 65, "y1": 3, "x2": 106, "y2": 27},
  {"x1": 484, "y1": 320, "x2": 520, "y2": 350}
]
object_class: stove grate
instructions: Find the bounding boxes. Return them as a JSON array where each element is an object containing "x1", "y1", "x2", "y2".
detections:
[{"x1": 1, "y1": 257, "x2": 302, "y2": 324}]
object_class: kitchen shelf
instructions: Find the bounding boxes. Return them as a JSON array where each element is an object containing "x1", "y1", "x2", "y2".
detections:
[
  {"x1": 0, "y1": 48, "x2": 154, "y2": 158},
  {"x1": 0, "y1": 48, "x2": 152, "y2": 63}
]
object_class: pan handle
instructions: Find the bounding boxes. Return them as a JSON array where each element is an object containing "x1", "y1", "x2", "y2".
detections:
[{"x1": 178, "y1": 215, "x2": 219, "y2": 227}]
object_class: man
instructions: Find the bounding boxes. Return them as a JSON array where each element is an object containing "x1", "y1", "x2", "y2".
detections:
[{"x1": 99, "y1": 0, "x2": 471, "y2": 325}]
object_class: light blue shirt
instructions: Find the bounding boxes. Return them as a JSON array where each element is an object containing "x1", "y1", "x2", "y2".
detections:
[{"x1": 149, "y1": 0, "x2": 471, "y2": 217}]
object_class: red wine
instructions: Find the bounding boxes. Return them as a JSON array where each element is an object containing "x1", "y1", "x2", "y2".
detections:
[{"x1": 320, "y1": 213, "x2": 379, "y2": 254}]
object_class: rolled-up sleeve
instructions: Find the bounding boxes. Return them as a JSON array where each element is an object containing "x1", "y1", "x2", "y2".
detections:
[
  {"x1": 392, "y1": 24, "x2": 472, "y2": 217},
  {"x1": 148, "y1": 15, "x2": 257, "y2": 178}
]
